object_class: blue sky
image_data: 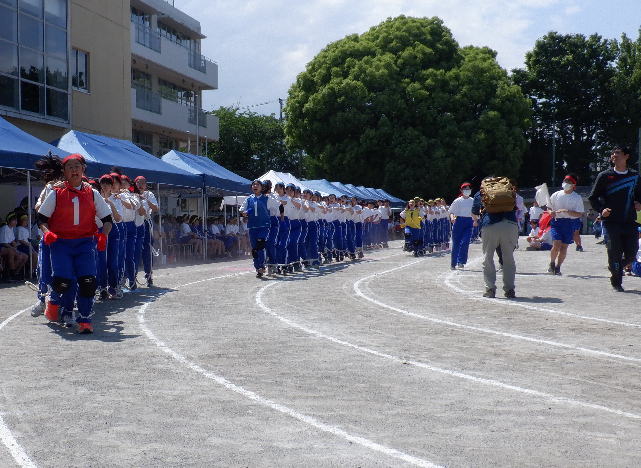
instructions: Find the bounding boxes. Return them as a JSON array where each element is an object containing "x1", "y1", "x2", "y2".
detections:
[{"x1": 177, "y1": 0, "x2": 641, "y2": 116}]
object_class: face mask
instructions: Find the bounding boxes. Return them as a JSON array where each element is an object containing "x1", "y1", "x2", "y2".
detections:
[
  {"x1": 462, "y1": 189, "x2": 471, "y2": 196},
  {"x1": 562, "y1": 182, "x2": 573, "y2": 191}
]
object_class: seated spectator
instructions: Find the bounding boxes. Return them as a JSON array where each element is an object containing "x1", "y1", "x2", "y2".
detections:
[
  {"x1": 526, "y1": 212, "x2": 552, "y2": 251},
  {"x1": 0, "y1": 212, "x2": 28, "y2": 281},
  {"x1": 15, "y1": 214, "x2": 38, "y2": 271},
  {"x1": 178, "y1": 215, "x2": 202, "y2": 255}
]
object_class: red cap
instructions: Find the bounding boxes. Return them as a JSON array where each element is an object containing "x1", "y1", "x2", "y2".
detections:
[
  {"x1": 460, "y1": 182, "x2": 471, "y2": 189},
  {"x1": 134, "y1": 175, "x2": 146, "y2": 182},
  {"x1": 62, "y1": 153, "x2": 86, "y2": 165},
  {"x1": 110, "y1": 172, "x2": 121, "y2": 180},
  {"x1": 121, "y1": 175, "x2": 130, "y2": 182},
  {"x1": 564, "y1": 175, "x2": 577, "y2": 185},
  {"x1": 99, "y1": 174, "x2": 113, "y2": 183}
]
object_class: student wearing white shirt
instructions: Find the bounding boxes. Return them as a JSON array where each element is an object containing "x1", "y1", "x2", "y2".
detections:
[
  {"x1": 296, "y1": 187, "x2": 309, "y2": 268},
  {"x1": 379, "y1": 200, "x2": 392, "y2": 248},
  {"x1": 529, "y1": 201, "x2": 543, "y2": 222},
  {"x1": 0, "y1": 212, "x2": 28, "y2": 281},
  {"x1": 352, "y1": 198, "x2": 364, "y2": 258},
  {"x1": 118, "y1": 175, "x2": 141, "y2": 290},
  {"x1": 285, "y1": 184, "x2": 303, "y2": 270},
  {"x1": 135, "y1": 176, "x2": 158, "y2": 287},
  {"x1": 302, "y1": 189, "x2": 320, "y2": 267},
  {"x1": 448, "y1": 182, "x2": 476, "y2": 270},
  {"x1": 548, "y1": 174, "x2": 585, "y2": 275},
  {"x1": 274, "y1": 182, "x2": 291, "y2": 269},
  {"x1": 15, "y1": 214, "x2": 37, "y2": 271}
]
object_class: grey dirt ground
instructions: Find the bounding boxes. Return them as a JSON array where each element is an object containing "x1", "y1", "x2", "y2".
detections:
[{"x1": 1, "y1": 236, "x2": 641, "y2": 467}]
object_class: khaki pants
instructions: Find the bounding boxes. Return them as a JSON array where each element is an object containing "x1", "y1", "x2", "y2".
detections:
[{"x1": 482, "y1": 219, "x2": 518, "y2": 292}]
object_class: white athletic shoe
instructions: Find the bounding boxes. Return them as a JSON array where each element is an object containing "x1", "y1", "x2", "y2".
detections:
[{"x1": 30, "y1": 301, "x2": 45, "y2": 317}]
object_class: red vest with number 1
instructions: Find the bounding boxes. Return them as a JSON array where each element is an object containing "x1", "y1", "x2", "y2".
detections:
[{"x1": 48, "y1": 182, "x2": 97, "y2": 239}]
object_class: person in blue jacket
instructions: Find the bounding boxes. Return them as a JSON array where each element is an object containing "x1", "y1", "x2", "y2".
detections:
[{"x1": 240, "y1": 180, "x2": 277, "y2": 278}]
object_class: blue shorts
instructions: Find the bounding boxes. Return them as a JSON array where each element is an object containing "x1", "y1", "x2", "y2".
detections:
[
  {"x1": 573, "y1": 218, "x2": 583, "y2": 232},
  {"x1": 540, "y1": 242, "x2": 552, "y2": 251},
  {"x1": 551, "y1": 218, "x2": 575, "y2": 244}
]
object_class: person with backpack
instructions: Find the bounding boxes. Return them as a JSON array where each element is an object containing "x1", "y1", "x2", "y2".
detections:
[
  {"x1": 471, "y1": 176, "x2": 518, "y2": 299},
  {"x1": 588, "y1": 145, "x2": 641, "y2": 291}
]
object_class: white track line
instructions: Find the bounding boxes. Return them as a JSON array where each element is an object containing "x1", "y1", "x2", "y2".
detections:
[
  {"x1": 442, "y1": 256, "x2": 641, "y2": 329},
  {"x1": 353, "y1": 261, "x2": 641, "y2": 365},
  {"x1": 256, "y1": 282, "x2": 641, "y2": 420},
  {"x1": 0, "y1": 308, "x2": 38, "y2": 468},
  {"x1": 176, "y1": 271, "x2": 253, "y2": 288},
  {"x1": 137, "y1": 303, "x2": 439, "y2": 468}
]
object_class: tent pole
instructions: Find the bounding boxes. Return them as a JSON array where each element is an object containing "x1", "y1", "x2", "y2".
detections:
[
  {"x1": 157, "y1": 183, "x2": 163, "y2": 259},
  {"x1": 236, "y1": 195, "x2": 240, "y2": 254},
  {"x1": 202, "y1": 187, "x2": 206, "y2": 261},
  {"x1": 27, "y1": 170, "x2": 32, "y2": 279}
]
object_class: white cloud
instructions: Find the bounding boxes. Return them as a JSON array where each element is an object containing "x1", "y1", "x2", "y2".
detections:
[{"x1": 172, "y1": 0, "x2": 622, "y2": 114}]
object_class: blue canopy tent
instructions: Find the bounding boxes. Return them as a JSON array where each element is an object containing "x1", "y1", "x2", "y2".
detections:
[
  {"x1": 303, "y1": 179, "x2": 352, "y2": 197},
  {"x1": 374, "y1": 188, "x2": 405, "y2": 206},
  {"x1": 343, "y1": 184, "x2": 376, "y2": 200},
  {"x1": 56, "y1": 130, "x2": 202, "y2": 188},
  {"x1": 0, "y1": 116, "x2": 71, "y2": 171},
  {"x1": 161, "y1": 150, "x2": 250, "y2": 194},
  {"x1": 329, "y1": 181, "x2": 364, "y2": 198}
]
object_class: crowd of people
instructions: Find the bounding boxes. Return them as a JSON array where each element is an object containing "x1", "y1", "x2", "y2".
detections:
[
  {"x1": 5, "y1": 144, "x2": 641, "y2": 334},
  {"x1": 239, "y1": 179, "x2": 394, "y2": 277},
  {"x1": 22, "y1": 153, "x2": 158, "y2": 333}
]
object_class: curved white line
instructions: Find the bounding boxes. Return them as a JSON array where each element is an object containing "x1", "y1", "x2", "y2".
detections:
[
  {"x1": 442, "y1": 256, "x2": 641, "y2": 329},
  {"x1": 256, "y1": 282, "x2": 641, "y2": 420},
  {"x1": 137, "y1": 303, "x2": 439, "y2": 468},
  {"x1": 353, "y1": 262, "x2": 641, "y2": 365},
  {"x1": 0, "y1": 307, "x2": 38, "y2": 468}
]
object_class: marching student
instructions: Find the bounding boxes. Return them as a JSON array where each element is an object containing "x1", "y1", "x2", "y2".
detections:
[
  {"x1": 240, "y1": 180, "x2": 279, "y2": 278},
  {"x1": 588, "y1": 145, "x2": 641, "y2": 291},
  {"x1": 118, "y1": 175, "x2": 140, "y2": 290},
  {"x1": 97, "y1": 175, "x2": 121, "y2": 301},
  {"x1": 448, "y1": 182, "x2": 476, "y2": 270},
  {"x1": 400, "y1": 199, "x2": 422, "y2": 256},
  {"x1": 352, "y1": 198, "x2": 364, "y2": 258},
  {"x1": 296, "y1": 187, "x2": 309, "y2": 267},
  {"x1": 274, "y1": 182, "x2": 291, "y2": 272},
  {"x1": 379, "y1": 199, "x2": 391, "y2": 248},
  {"x1": 37, "y1": 153, "x2": 112, "y2": 334},
  {"x1": 106, "y1": 174, "x2": 124, "y2": 298},
  {"x1": 135, "y1": 176, "x2": 158, "y2": 286},
  {"x1": 285, "y1": 184, "x2": 303, "y2": 271},
  {"x1": 547, "y1": 174, "x2": 584, "y2": 276},
  {"x1": 262, "y1": 180, "x2": 280, "y2": 275},
  {"x1": 302, "y1": 189, "x2": 320, "y2": 267}
]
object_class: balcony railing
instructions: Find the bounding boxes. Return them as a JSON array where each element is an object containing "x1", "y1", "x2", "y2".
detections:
[
  {"x1": 134, "y1": 23, "x2": 161, "y2": 52},
  {"x1": 188, "y1": 107, "x2": 208, "y2": 128},
  {"x1": 188, "y1": 51, "x2": 207, "y2": 73},
  {"x1": 134, "y1": 85, "x2": 161, "y2": 114}
]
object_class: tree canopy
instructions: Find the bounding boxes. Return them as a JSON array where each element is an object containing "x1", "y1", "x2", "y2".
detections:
[
  {"x1": 205, "y1": 106, "x2": 303, "y2": 181},
  {"x1": 284, "y1": 16, "x2": 531, "y2": 199},
  {"x1": 513, "y1": 32, "x2": 618, "y2": 187}
]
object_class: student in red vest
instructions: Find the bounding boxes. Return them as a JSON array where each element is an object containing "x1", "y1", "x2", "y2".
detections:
[{"x1": 37, "y1": 154, "x2": 113, "y2": 334}]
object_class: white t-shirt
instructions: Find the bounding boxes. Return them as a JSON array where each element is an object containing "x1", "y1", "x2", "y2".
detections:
[
  {"x1": 119, "y1": 192, "x2": 140, "y2": 223},
  {"x1": 549, "y1": 190, "x2": 584, "y2": 219},
  {"x1": 529, "y1": 205, "x2": 543, "y2": 221},
  {"x1": 180, "y1": 223, "x2": 192, "y2": 237},
  {"x1": 448, "y1": 196, "x2": 474, "y2": 217},
  {"x1": 15, "y1": 226, "x2": 30, "y2": 242},
  {"x1": 379, "y1": 206, "x2": 391, "y2": 220},
  {"x1": 209, "y1": 224, "x2": 221, "y2": 235},
  {"x1": 0, "y1": 225, "x2": 15, "y2": 244},
  {"x1": 141, "y1": 191, "x2": 158, "y2": 219},
  {"x1": 109, "y1": 194, "x2": 124, "y2": 222}
]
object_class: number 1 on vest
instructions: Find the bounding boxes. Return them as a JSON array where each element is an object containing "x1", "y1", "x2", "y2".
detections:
[{"x1": 72, "y1": 196, "x2": 80, "y2": 225}]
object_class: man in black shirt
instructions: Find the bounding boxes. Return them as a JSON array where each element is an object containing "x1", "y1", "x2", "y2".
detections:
[{"x1": 588, "y1": 146, "x2": 641, "y2": 291}]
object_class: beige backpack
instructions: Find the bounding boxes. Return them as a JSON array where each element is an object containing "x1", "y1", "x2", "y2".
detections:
[{"x1": 480, "y1": 177, "x2": 515, "y2": 213}]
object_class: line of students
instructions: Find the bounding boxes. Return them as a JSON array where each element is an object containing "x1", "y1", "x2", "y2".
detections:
[
  {"x1": 399, "y1": 197, "x2": 452, "y2": 257},
  {"x1": 240, "y1": 180, "x2": 393, "y2": 277},
  {"x1": 30, "y1": 153, "x2": 157, "y2": 333}
]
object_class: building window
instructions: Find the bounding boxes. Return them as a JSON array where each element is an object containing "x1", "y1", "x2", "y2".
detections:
[
  {"x1": 0, "y1": 5, "x2": 17, "y2": 42},
  {"x1": 71, "y1": 48, "x2": 88, "y2": 91},
  {"x1": 159, "y1": 134, "x2": 176, "y2": 155},
  {"x1": 131, "y1": 68, "x2": 151, "y2": 89},
  {"x1": 0, "y1": 0, "x2": 69, "y2": 120},
  {"x1": 158, "y1": 78, "x2": 193, "y2": 106},
  {"x1": 133, "y1": 129, "x2": 153, "y2": 154}
]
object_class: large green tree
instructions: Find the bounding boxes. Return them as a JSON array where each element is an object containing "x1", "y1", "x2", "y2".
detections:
[
  {"x1": 609, "y1": 29, "x2": 641, "y2": 155},
  {"x1": 513, "y1": 32, "x2": 617, "y2": 187},
  {"x1": 284, "y1": 16, "x2": 530, "y2": 199},
  {"x1": 206, "y1": 106, "x2": 303, "y2": 180}
]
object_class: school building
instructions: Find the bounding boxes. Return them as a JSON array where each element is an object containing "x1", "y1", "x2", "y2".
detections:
[{"x1": 0, "y1": 0, "x2": 219, "y2": 155}]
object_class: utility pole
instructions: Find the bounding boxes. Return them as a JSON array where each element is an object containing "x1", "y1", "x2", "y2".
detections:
[
  {"x1": 551, "y1": 127, "x2": 556, "y2": 187},
  {"x1": 278, "y1": 98, "x2": 283, "y2": 122},
  {"x1": 195, "y1": 90, "x2": 200, "y2": 156}
]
